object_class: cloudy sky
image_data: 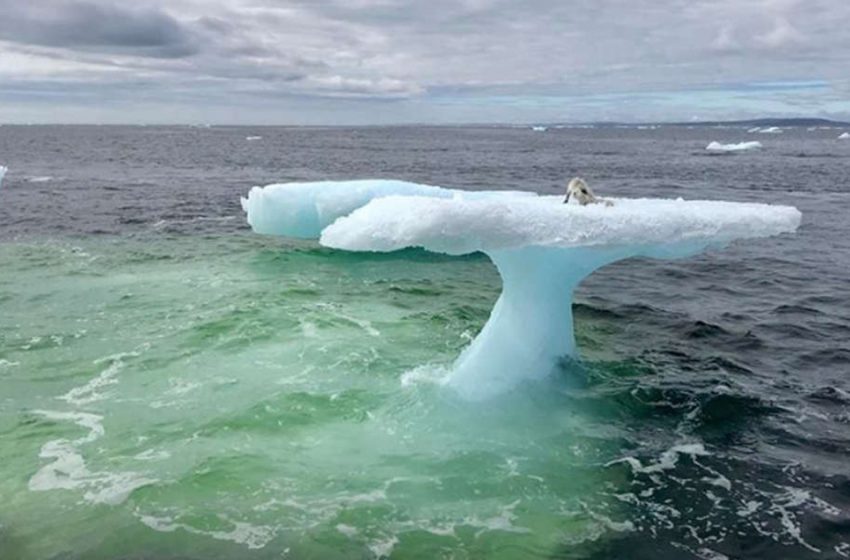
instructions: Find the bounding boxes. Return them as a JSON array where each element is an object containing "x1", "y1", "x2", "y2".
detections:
[{"x1": 1, "y1": 0, "x2": 848, "y2": 124}]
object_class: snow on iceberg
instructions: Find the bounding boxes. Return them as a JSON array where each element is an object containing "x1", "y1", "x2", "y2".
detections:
[
  {"x1": 244, "y1": 180, "x2": 801, "y2": 400},
  {"x1": 706, "y1": 141, "x2": 762, "y2": 153},
  {"x1": 241, "y1": 179, "x2": 533, "y2": 239}
]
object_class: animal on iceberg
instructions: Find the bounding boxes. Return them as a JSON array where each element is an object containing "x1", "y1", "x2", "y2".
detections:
[
  {"x1": 706, "y1": 141, "x2": 762, "y2": 153},
  {"x1": 564, "y1": 177, "x2": 613, "y2": 206},
  {"x1": 242, "y1": 179, "x2": 801, "y2": 400}
]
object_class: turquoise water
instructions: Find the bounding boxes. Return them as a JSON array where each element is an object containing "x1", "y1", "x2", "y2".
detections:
[{"x1": 1, "y1": 234, "x2": 627, "y2": 559}]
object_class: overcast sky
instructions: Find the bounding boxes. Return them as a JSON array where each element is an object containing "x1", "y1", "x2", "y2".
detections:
[{"x1": 1, "y1": 0, "x2": 848, "y2": 124}]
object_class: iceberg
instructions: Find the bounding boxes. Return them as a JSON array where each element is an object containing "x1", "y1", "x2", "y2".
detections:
[
  {"x1": 243, "y1": 180, "x2": 801, "y2": 400},
  {"x1": 756, "y1": 126, "x2": 783, "y2": 134},
  {"x1": 531, "y1": 126, "x2": 548, "y2": 132},
  {"x1": 839, "y1": 132, "x2": 850, "y2": 140},
  {"x1": 0, "y1": 166, "x2": 6, "y2": 188},
  {"x1": 706, "y1": 141, "x2": 762, "y2": 153}
]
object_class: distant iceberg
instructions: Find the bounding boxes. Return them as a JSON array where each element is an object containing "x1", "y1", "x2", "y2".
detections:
[
  {"x1": 839, "y1": 132, "x2": 850, "y2": 139},
  {"x1": 706, "y1": 141, "x2": 762, "y2": 153},
  {"x1": 531, "y1": 126, "x2": 548, "y2": 132},
  {"x1": 243, "y1": 180, "x2": 801, "y2": 400},
  {"x1": 755, "y1": 126, "x2": 783, "y2": 134},
  {"x1": 246, "y1": 136, "x2": 263, "y2": 141},
  {"x1": 0, "y1": 166, "x2": 6, "y2": 188}
]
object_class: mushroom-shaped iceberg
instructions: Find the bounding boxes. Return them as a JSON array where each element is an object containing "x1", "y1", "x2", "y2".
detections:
[{"x1": 242, "y1": 180, "x2": 801, "y2": 400}]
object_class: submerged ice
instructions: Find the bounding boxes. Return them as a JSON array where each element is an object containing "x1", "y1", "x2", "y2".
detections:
[{"x1": 243, "y1": 180, "x2": 801, "y2": 399}]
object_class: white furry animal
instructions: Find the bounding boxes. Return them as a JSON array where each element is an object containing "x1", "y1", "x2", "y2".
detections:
[{"x1": 564, "y1": 177, "x2": 613, "y2": 206}]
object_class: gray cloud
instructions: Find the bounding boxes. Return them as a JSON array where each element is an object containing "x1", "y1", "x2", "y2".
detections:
[
  {"x1": 0, "y1": 0, "x2": 198, "y2": 58},
  {"x1": 0, "y1": 0, "x2": 848, "y2": 123}
]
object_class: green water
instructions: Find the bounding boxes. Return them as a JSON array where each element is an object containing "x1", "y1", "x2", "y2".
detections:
[{"x1": 0, "y1": 234, "x2": 623, "y2": 559}]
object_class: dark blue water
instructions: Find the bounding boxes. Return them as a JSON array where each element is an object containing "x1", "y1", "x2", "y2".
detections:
[{"x1": 1, "y1": 124, "x2": 849, "y2": 559}]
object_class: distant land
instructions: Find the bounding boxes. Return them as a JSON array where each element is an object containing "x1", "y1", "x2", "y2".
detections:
[
  {"x1": 569, "y1": 117, "x2": 850, "y2": 128},
  {"x1": 665, "y1": 117, "x2": 850, "y2": 127}
]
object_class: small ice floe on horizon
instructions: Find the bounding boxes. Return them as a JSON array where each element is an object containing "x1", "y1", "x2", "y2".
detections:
[
  {"x1": 531, "y1": 126, "x2": 548, "y2": 132},
  {"x1": 706, "y1": 141, "x2": 763, "y2": 153},
  {"x1": 26, "y1": 176, "x2": 53, "y2": 183},
  {"x1": 245, "y1": 136, "x2": 263, "y2": 141},
  {"x1": 757, "y1": 126, "x2": 783, "y2": 134},
  {"x1": 838, "y1": 132, "x2": 850, "y2": 139}
]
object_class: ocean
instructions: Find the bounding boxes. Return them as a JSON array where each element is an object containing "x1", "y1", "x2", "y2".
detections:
[{"x1": 0, "y1": 124, "x2": 848, "y2": 559}]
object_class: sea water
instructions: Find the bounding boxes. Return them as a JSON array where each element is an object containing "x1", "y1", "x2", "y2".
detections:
[{"x1": 0, "y1": 125, "x2": 848, "y2": 559}]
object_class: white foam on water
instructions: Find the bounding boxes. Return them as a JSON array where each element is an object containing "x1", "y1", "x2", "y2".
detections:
[
  {"x1": 314, "y1": 302, "x2": 381, "y2": 337},
  {"x1": 399, "y1": 364, "x2": 450, "y2": 388},
  {"x1": 58, "y1": 362, "x2": 122, "y2": 406},
  {"x1": 58, "y1": 346, "x2": 146, "y2": 406},
  {"x1": 466, "y1": 500, "x2": 530, "y2": 535},
  {"x1": 336, "y1": 523, "x2": 359, "y2": 537},
  {"x1": 133, "y1": 449, "x2": 171, "y2": 461},
  {"x1": 368, "y1": 535, "x2": 399, "y2": 558},
  {"x1": 606, "y1": 443, "x2": 710, "y2": 475},
  {"x1": 165, "y1": 378, "x2": 202, "y2": 396},
  {"x1": 137, "y1": 513, "x2": 276, "y2": 550},
  {"x1": 28, "y1": 410, "x2": 155, "y2": 505},
  {"x1": 299, "y1": 319, "x2": 319, "y2": 338},
  {"x1": 585, "y1": 509, "x2": 636, "y2": 533}
]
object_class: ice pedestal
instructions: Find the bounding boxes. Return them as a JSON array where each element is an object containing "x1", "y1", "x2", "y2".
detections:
[{"x1": 448, "y1": 244, "x2": 705, "y2": 398}]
